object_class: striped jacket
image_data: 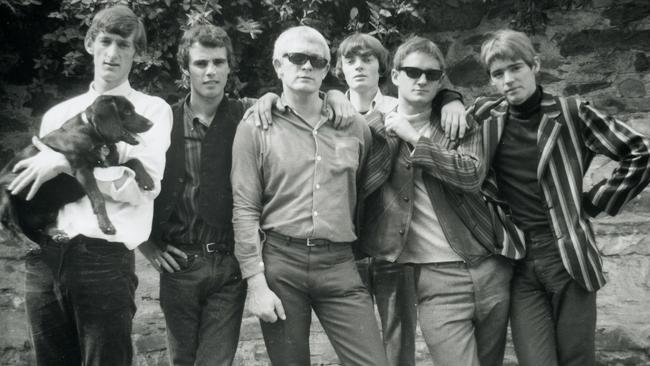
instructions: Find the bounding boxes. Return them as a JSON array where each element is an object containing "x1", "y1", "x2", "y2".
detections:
[
  {"x1": 360, "y1": 110, "x2": 499, "y2": 264},
  {"x1": 470, "y1": 90, "x2": 650, "y2": 292}
]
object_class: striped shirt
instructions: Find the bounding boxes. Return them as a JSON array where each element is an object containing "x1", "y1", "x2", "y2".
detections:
[
  {"x1": 472, "y1": 88, "x2": 650, "y2": 291},
  {"x1": 161, "y1": 96, "x2": 218, "y2": 245}
]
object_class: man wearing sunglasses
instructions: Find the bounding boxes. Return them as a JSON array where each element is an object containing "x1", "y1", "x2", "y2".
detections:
[
  {"x1": 231, "y1": 26, "x2": 389, "y2": 365},
  {"x1": 332, "y1": 32, "x2": 467, "y2": 366},
  {"x1": 361, "y1": 36, "x2": 513, "y2": 366}
]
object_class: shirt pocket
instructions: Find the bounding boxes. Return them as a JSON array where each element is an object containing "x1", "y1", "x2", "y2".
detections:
[{"x1": 333, "y1": 137, "x2": 360, "y2": 173}]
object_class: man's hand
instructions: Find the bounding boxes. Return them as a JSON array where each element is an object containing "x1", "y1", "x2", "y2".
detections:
[
  {"x1": 138, "y1": 240, "x2": 187, "y2": 273},
  {"x1": 8, "y1": 136, "x2": 72, "y2": 200},
  {"x1": 385, "y1": 112, "x2": 419, "y2": 146},
  {"x1": 440, "y1": 100, "x2": 468, "y2": 140},
  {"x1": 243, "y1": 93, "x2": 279, "y2": 130},
  {"x1": 325, "y1": 90, "x2": 357, "y2": 129},
  {"x1": 247, "y1": 273, "x2": 286, "y2": 323}
]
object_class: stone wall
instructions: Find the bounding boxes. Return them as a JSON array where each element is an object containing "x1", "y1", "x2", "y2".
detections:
[{"x1": 1, "y1": 1, "x2": 650, "y2": 365}]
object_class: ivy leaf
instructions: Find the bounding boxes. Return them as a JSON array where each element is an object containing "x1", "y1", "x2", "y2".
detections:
[
  {"x1": 236, "y1": 17, "x2": 263, "y2": 39},
  {"x1": 349, "y1": 6, "x2": 358, "y2": 20},
  {"x1": 379, "y1": 9, "x2": 391, "y2": 17}
]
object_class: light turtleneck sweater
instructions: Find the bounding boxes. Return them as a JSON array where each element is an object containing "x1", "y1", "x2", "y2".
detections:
[{"x1": 395, "y1": 106, "x2": 464, "y2": 264}]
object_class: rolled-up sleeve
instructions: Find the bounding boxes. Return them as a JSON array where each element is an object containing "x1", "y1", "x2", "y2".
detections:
[{"x1": 231, "y1": 119, "x2": 265, "y2": 279}]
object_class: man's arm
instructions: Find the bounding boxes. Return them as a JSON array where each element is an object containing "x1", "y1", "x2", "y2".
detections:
[
  {"x1": 578, "y1": 99, "x2": 650, "y2": 216},
  {"x1": 231, "y1": 118, "x2": 286, "y2": 323},
  {"x1": 94, "y1": 100, "x2": 172, "y2": 205},
  {"x1": 384, "y1": 111, "x2": 485, "y2": 193}
]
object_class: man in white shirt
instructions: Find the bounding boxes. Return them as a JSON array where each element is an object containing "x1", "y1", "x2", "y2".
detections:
[{"x1": 8, "y1": 5, "x2": 172, "y2": 365}]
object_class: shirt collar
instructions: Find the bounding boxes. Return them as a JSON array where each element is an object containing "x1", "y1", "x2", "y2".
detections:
[
  {"x1": 183, "y1": 93, "x2": 212, "y2": 129},
  {"x1": 88, "y1": 80, "x2": 133, "y2": 98},
  {"x1": 275, "y1": 92, "x2": 333, "y2": 121},
  {"x1": 345, "y1": 88, "x2": 385, "y2": 114}
]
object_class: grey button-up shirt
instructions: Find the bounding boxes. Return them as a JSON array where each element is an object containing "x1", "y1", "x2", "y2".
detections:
[{"x1": 231, "y1": 95, "x2": 371, "y2": 279}]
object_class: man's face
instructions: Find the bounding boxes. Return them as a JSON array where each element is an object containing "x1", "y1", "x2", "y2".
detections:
[
  {"x1": 488, "y1": 57, "x2": 539, "y2": 105},
  {"x1": 392, "y1": 51, "x2": 442, "y2": 109},
  {"x1": 274, "y1": 37, "x2": 329, "y2": 95},
  {"x1": 341, "y1": 51, "x2": 380, "y2": 93},
  {"x1": 185, "y1": 43, "x2": 230, "y2": 101},
  {"x1": 86, "y1": 31, "x2": 136, "y2": 91}
]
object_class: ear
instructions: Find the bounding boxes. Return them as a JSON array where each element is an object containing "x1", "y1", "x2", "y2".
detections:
[
  {"x1": 92, "y1": 96, "x2": 125, "y2": 142},
  {"x1": 84, "y1": 37, "x2": 94, "y2": 56},
  {"x1": 532, "y1": 56, "x2": 541, "y2": 74},
  {"x1": 391, "y1": 68, "x2": 399, "y2": 87},
  {"x1": 273, "y1": 58, "x2": 283, "y2": 79}
]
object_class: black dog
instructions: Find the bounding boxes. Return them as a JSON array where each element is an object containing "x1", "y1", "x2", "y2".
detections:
[{"x1": 0, "y1": 95, "x2": 154, "y2": 251}]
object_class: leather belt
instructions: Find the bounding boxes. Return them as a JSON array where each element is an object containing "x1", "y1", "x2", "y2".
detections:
[
  {"x1": 174, "y1": 242, "x2": 232, "y2": 256},
  {"x1": 266, "y1": 231, "x2": 349, "y2": 247}
]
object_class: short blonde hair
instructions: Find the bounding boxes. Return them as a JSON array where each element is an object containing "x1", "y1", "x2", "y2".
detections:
[
  {"x1": 480, "y1": 29, "x2": 536, "y2": 72},
  {"x1": 393, "y1": 36, "x2": 446, "y2": 71},
  {"x1": 272, "y1": 26, "x2": 330, "y2": 62}
]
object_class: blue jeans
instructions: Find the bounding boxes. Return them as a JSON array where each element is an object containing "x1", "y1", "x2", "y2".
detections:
[
  {"x1": 260, "y1": 235, "x2": 389, "y2": 366},
  {"x1": 356, "y1": 258, "x2": 416, "y2": 366},
  {"x1": 24, "y1": 235, "x2": 138, "y2": 366},
  {"x1": 159, "y1": 250, "x2": 245, "y2": 366},
  {"x1": 415, "y1": 256, "x2": 512, "y2": 366},
  {"x1": 510, "y1": 236, "x2": 596, "y2": 366}
]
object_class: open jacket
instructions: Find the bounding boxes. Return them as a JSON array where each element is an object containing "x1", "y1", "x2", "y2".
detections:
[
  {"x1": 360, "y1": 110, "x2": 499, "y2": 266},
  {"x1": 471, "y1": 90, "x2": 650, "y2": 292}
]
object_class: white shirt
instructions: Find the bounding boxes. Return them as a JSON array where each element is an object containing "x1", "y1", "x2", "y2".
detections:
[
  {"x1": 345, "y1": 89, "x2": 398, "y2": 115},
  {"x1": 39, "y1": 81, "x2": 172, "y2": 249}
]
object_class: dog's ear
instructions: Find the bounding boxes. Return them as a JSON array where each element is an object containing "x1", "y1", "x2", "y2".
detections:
[{"x1": 89, "y1": 96, "x2": 126, "y2": 143}]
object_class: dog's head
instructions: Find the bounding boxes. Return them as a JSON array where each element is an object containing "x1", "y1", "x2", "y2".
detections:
[{"x1": 87, "y1": 95, "x2": 153, "y2": 145}]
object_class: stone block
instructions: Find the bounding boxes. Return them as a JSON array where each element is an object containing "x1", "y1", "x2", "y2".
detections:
[
  {"x1": 559, "y1": 30, "x2": 650, "y2": 57},
  {"x1": 564, "y1": 81, "x2": 612, "y2": 96},
  {"x1": 421, "y1": 0, "x2": 488, "y2": 31},
  {"x1": 635, "y1": 53, "x2": 649, "y2": 73},
  {"x1": 447, "y1": 56, "x2": 488, "y2": 87},
  {"x1": 618, "y1": 79, "x2": 646, "y2": 98}
]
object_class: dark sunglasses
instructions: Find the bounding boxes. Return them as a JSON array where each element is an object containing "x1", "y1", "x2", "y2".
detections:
[
  {"x1": 398, "y1": 67, "x2": 444, "y2": 81},
  {"x1": 283, "y1": 52, "x2": 329, "y2": 69}
]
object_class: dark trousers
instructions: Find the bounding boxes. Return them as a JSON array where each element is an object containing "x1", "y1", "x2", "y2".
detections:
[
  {"x1": 260, "y1": 235, "x2": 389, "y2": 366},
  {"x1": 159, "y1": 249, "x2": 246, "y2": 366},
  {"x1": 415, "y1": 257, "x2": 512, "y2": 366},
  {"x1": 510, "y1": 236, "x2": 597, "y2": 366},
  {"x1": 24, "y1": 235, "x2": 138, "y2": 366},
  {"x1": 356, "y1": 258, "x2": 417, "y2": 366}
]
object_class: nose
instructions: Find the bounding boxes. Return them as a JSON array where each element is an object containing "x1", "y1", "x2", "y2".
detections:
[
  {"x1": 206, "y1": 61, "x2": 217, "y2": 75},
  {"x1": 504, "y1": 70, "x2": 514, "y2": 84},
  {"x1": 301, "y1": 60, "x2": 313, "y2": 70},
  {"x1": 106, "y1": 42, "x2": 118, "y2": 58},
  {"x1": 353, "y1": 58, "x2": 363, "y2": 69},
  {"x1": 416, "y1": 73, "x2": 428, "y2": 85}
]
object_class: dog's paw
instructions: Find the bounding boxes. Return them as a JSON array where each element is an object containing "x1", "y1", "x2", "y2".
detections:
[{"x1": 134, "y1": 173, "x2": 154, "y2": 191}]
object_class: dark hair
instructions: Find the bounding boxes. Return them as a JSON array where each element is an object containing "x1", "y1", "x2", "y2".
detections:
[
  {"x1": 392, "y1": 35, "x2": 446, "y2": 71},
  {"x1": 177, "y1": 24, "x2": 234, "y2": 70},
  {"x1": 85, "y1": 5, "x2": 146, "y2": 54},
  {"x1": 332, "y1": 33, "x2": 389, "y2": 81}
]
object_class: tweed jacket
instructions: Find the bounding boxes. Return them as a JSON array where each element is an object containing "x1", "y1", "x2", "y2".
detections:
[
  {"x1": 360, "y1": 110, "x2": 499, "y2": 265},
  {"x1": 470, "y1": 89, "x2": 650, "y2": 292}
]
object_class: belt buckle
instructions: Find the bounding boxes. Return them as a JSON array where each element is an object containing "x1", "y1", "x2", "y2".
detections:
[
  {"x1": 205, "y1": 242, "x2": 217, "y2": 253},
  {"x1": 306, "y1": 238, "x2": 315, "y2": 247}
]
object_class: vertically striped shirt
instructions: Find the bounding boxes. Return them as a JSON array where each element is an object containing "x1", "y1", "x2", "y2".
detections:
[{"x1": 472, "y1": 89, "x2": 650, "y2": 292}]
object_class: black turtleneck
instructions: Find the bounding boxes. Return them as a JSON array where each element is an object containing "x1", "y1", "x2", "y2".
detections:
[{"x1": 493, "y1": 87, "x2": 553, "y2": 237}]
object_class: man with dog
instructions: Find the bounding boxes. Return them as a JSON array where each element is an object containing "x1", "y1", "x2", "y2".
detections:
[
  {"x1": 468, "y1": 29, "x2": 650, "y2": 366},
  {"x1": 231, "y1": 25, "x2": 390, "y2": 365},
  {"x1": 361, "y1": 35, "x2": 513, "y2": 366},
  {"x1": 8, "y1": 5, "x2": 172, "y2": 365}
]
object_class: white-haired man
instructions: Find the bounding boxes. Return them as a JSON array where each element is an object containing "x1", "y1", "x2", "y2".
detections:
[{"x1": 231, "y1": 26, "x2": 389, "y2": 366}]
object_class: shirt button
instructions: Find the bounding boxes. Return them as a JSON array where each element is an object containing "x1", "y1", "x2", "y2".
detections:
[
  {"x1": 316, "y1": 184, "x2": 321, "y2": 190},
  {"x1": 405, "y1": 163, "x2": 411, "y2": 170},
  {"x1": 316, "y1": 155, "x2": 322, "y2": 161},
  {"x1": 402, "y1": 196, "x2": 410, "y2": 202},
  {"x1": 313, "y1": 211, "x2": 318, "y2": 217},
  {"x1": 399, "y1": 229, "x2": 405, "y2": 235},
  {"x1": 313, "y1": 130, "x2": 318, "y2": 135}
]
